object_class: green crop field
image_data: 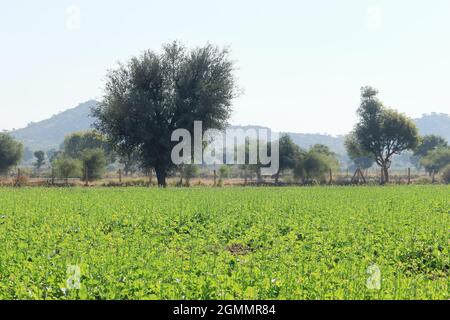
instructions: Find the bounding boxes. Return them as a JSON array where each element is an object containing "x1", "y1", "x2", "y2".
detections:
[{"x1": 0, "y1": 186, "x2": 448, "y2": 300}]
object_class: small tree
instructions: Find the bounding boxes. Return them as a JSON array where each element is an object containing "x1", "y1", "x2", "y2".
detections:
[
  {"x1": 239, "y1": 139, "x2": 267, "y2": 184},
  {"x1": 219, "y1": 165, "x2": 230, "y2": 179},
  {"x1": 296, "y1": 145, "x2": 339, "y2": 183},
  {"x1": 420, "y1": 147, "x2": 450, "y2": 182},
  {"x1": 414, "y1": 135, "x2": 448, "y2": 158},
  {"x1": 412, "y1": 135, "x2": 448, "y2": 171},
  {"x1": 352, "y1": 86, "x2": 419, "y2": 183},
  {"x1": 0, "y1": 133, "x2": 23, "y2": 175},
  {"x1": 182, "y1": 164, "x2": 199, "y2": 186},
  {"x1": 53, "y1": 157, "x2": 81, "y2": 184},
  {"x1": 275, "y1": 135, "x2": 302, "y2": 184},
  {"x1": 33, "y1": 150, "x2": 46, "y2": 174},
  {"x1": 442, "y1": 165, "x2": 450, "y2": 184},
  {"x1": 119, "y1": 150, "x2": 140, "y2": 176},
  {"x1": 303, "y1": 152, "x2": 330, "y2": 183},
  {"x1": 81, "y1": 149, "x2": 106, "y2": 183}
]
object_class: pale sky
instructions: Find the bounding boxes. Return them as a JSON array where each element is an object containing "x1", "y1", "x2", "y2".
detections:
[{"x1": 1, "y1": 0, "x2": 449, "y2": 134}]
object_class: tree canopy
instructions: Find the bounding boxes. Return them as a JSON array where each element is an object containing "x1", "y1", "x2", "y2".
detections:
[
  {"x1": 420, "y1": 147, "x2": 450, "y2": 182},
  {"x1": 63, "y1": 131, "x2": 111, "y2": 160},
  {"x1": 33, "y1": 150, "x2": 46, "y2": 173},
  {"x1": 345, "y1": 133, "x2": 374, "y2": 170},
  {"x1": 0, "y1": 133, "x2": 23, "y2": 175},
  {"x1": 53, "y1": 156, "x2": 81, "y2": 184},
  {"x1": 351, "y1": 86, "x2": 419, "y2": 183},
  {"x1": 275, "y1": 134, "x2": 303, "y2": 183},
  {"x1": 414, "y1": 135, "x2": 448, "y2": 158},
  {"x1": 81, "y1": 148, "x2": 106, "y2": 182},
  {"x1": 93, "y1": 41, "x2": 238, "y2": 186}
]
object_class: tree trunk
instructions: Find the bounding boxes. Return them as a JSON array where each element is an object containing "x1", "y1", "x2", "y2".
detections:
[
  {"x1": 383, "y1": 165, "x2": 389, "y2": 184},
  {"x1": 256, "y1": 168, "x2": 263, "y2": 185},
  {"x1": 275, "y1": 172, "x2": 280, "y2": 185},
  {"x1": 155, "y1": 167, "x2": 167, "y2": 187},
  {"x1": 148, "y1": 169, "x2": 153, "y2": 186}
]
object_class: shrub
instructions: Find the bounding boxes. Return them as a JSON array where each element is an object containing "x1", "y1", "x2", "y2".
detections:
[
  {"x1": 413, "y1": 176, "x2": 433, "y2": 185},
  {"x1": 81, "y1": 149, "x2": 106, "y2": 182},
  {"x1": 53, "y1": 157, "x2": 81, "y2": 184}
]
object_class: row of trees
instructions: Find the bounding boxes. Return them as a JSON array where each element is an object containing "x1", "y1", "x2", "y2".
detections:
[
  {"x1": 1, "y1": 42, "x2": 449, "y2": 185},
  {"x1": 0, "y1": 131, "x2": 108, "y2": 184}
]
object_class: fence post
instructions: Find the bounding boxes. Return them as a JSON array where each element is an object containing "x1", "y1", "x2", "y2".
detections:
[
  {"x1": 16, "y1": 168, "x2": 21, "y2": 186},
  {"x1": 119, "y1": 169, "x2": 122, "y2": 184},
  {"x1": 407, "y1": 168, "x2": 411, "y2": 185},
  {"x1": 84, "y1": 165, "x2": 89, "y2": 187},
  {"x1": 213, "y1": 169, "x2": 217, "y2": 186}
]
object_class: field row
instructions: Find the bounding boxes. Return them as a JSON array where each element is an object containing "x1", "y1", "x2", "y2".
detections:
[{"x1": 0, "y1": 186, "x2": 448, "y2": 299}]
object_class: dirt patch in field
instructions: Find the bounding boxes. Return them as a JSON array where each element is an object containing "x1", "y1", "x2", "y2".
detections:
[{"x1": 225, "y1": 243, "x2": 252, "y2": 255}]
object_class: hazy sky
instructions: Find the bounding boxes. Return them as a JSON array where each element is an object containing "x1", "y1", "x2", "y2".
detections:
[{"x1": 1, "y1": 0, "x2": 449, "y2": 134}]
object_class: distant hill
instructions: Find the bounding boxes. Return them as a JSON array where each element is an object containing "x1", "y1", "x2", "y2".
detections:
[
  {"x1": 7, "y1": 101, "x2": 450, "y2": 160},
  {"x1": 414, "y1": 113, "x2": 450, "y2": 142},
  {"x1": 10, "y1": 100, "x2": 97, "y2": 151}
]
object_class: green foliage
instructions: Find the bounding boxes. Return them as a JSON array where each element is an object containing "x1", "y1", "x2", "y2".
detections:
[
  {"x1": 441, "y1": 165, "x2": 450, "y2": 184},
  {"x1": 63, "y1": 131, "x2": 111, "y2": 161},
  {"x1": 93, "y1": 41, "x2": 238, "y2": 186},
  {"x1": 420, "y1": 147, "x2": 450, "y2": 180},
  {"x1": 412, "y1": 135, "x2": 448, "y2": 169},
  {"x1": 33, "y1": 150, "x2": 46, "y2": 171},
  {"x1": 276, "y1": 135, "x2": 303, "y2": 183},
  {"x1": 352, "y1": 87, "x2": 419, "y2": 182},
  {"x1": 295, "y1": 145, "x2": 339, "y2": 182},
  {"x1": 81, "y1": 149, "x2": 106, "y2": 182},
  {"x1": 53, "y1": 156, "x2": 81, "y2": 183},
  {"x1": 345, "y1": 133, "x2": 374, "y2": 170},
  {"x1": 0, "y1": 186, "x2": 448, "y2": 299},
  {"x1": 180, "y1": 164, "x2": 199, "y2": 186},
  {"x1": 414, "y1": 135, "x2": 448, "y2": 158},
  {"x1": 119, "y1": 150, "x2": 141, "y2": 176},
  {"x1": 238, "y1": 138, "x2": 266, "y2": 183},
  {"x1": 0, "y1": 133, "x2": 23, "y2": 175},
  {"x1": 278, "y1": 135, "x2": 301, "y2": 172},
  {"x1": 219, "y1": 165, "x2": 230, "y2": 179}
]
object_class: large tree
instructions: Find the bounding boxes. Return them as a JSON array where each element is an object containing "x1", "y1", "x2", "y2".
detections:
[
  {"x1": 63, "y1": 131, "x2": 112, "y2": 161},
  {"x1": 93, "y1": 42, "x2": 238, "y2": 186},
  {"x1": 351, "y1": 87, "x2": 419, "y2": 183},
  {"x1": 0, "y1": 133, "x2": 23, "y2": 175}
]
